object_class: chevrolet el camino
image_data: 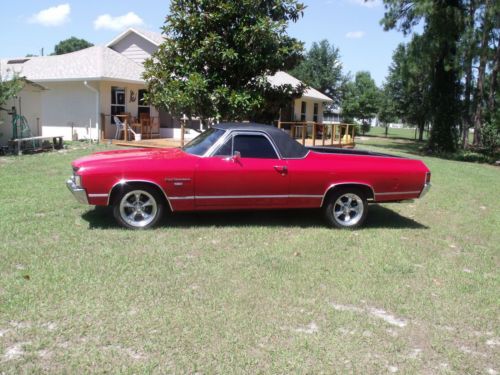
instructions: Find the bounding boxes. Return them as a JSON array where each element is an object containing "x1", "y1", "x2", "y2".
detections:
[{"x1": 67, "y1": 123, "x2": 431, "y2": 229}]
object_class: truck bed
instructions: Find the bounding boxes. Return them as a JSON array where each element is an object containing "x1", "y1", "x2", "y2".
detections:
[{"x1": 308, "y1": 146, "x2": 403, "y2": 158}]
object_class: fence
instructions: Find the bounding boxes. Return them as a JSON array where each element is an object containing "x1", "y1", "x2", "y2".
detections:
[{"x1": 277, "y1": 121, "x2": 356, "y2": 147}]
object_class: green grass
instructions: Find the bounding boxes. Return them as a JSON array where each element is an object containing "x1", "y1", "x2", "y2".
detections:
[
  {"x1": 0, "y1": 139, "x2": 499, "y2": 374},
  {"x1": 364, "y1": 126, "x2": 427, "y2": 140}
]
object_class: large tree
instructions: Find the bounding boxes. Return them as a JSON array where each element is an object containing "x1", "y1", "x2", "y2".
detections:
[
  {"x1": 289, "y1": 39, "x2": 344, "y2": 105},
  {"x1": 52, "y1": 37, "x2": 93, "y2": 55},
  {"x1": 385, "y1": 36, "x2": 432, "y2": 141},
  {"x1": 382, "y1": 0, "x2": 463, "y2": 153},
  {"x1": 143, "y1": 0, "x2": 305, "y2": 124},
  {"x1": 378, "y1": 83, "x2": 399, "y2": 136},
  {"x1": 342, "y1": 71, "x2": 380, "y2": 131}
]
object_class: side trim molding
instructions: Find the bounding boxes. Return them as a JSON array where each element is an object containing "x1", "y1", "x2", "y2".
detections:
[
  {"x1": 375, "y1": 191, "x2": 421, "y2": 196},
  {"x1": 168, "y1": 194, "x2": 323, "y2": 201}
]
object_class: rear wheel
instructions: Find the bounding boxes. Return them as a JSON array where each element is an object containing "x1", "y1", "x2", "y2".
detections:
[
  {"x1": 113, "y1": 186, "x2": 164, "y2": 229},
  {"x1": 323, "y1": 188, "x2": 368, "y2": 229}
]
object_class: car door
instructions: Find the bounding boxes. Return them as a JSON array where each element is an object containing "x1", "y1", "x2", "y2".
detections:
[{"x1": 194, "y1": 132, "x2": 289, "y2": 208}]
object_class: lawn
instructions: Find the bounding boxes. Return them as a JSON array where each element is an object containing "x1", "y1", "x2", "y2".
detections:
[
  {"x1": 364, "y1": 126, "x2": 427, "y2": 141},
  {"x1": 0, "y1": 138, "x2": 498, "y2": 374}
]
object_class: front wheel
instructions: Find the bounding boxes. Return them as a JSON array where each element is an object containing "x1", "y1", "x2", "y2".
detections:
[
  {"x1": 323, "y1": 188, "x2": 368, "y2": 229},
  {"x1": 113, "y1": 186, "x2": 164, "y2": 229}
]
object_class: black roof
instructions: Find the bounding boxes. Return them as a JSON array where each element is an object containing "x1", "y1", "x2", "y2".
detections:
[{"x1": 213, "y1": 123, "x2": 308, "y2": 159}]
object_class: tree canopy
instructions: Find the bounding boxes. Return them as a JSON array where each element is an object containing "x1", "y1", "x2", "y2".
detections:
[
  {"x1": 52, "y1": 37, "x2": 93, "y2": 55},
  {"x1": 0, "y1": 71, "x2": 22, "y2": 108},
  {"x1": 289, "y1": 39, "x2": 344, "y2": 106},
  {"x1": 385, "y1": 35, "x2": 432, "y2": 140},
  {"x1": 342, "y1": 71, "x2": 380, "y2": 127},
  {"x1": 381, "y1": 0, "x2": 499, "y2": 153},
  {"x1": 143, "y1": 0, "x2": 305, "y2": 124}
]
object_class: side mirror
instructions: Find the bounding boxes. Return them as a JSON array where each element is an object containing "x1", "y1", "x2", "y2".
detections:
[{"x1": 232, "y1": 151, "x2": 241, "y2": 162}]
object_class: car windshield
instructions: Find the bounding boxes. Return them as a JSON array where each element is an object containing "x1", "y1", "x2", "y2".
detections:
[{"x1": 182, "y1": 128, "x2": 225, "y2": 156}]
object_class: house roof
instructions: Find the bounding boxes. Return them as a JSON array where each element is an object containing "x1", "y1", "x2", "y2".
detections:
[
  {"x1": 267, "y1": 71, "x2": 333, "y2": 102},
  {"x1": 106, "y1": 28, "x2": 164, "y2": 48},
  {"x1": 0, "y1": 46, "x2": 144, "y2": 84}
]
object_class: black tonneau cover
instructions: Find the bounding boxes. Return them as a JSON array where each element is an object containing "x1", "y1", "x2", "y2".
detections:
[{"x1": 308, "y1": 146, "x2": 404, "y2": 158}]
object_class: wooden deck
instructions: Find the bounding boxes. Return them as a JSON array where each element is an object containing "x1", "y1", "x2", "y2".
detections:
[
  {"x1": 110, "y1": 136, "x2": 353, "y2": 150},
  {"x1": 111, "y1": 138, "x2": 182, "y2": 148}
]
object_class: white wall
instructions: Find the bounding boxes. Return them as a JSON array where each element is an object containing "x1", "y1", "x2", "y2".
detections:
[
  {"x1": 0, "y1": 84, "x2": 42, "y2": 145},
  {"x1": 160, "y1": 127, "x2": 200, "y2": 140},
  {"x1": 39, "y1": 81, "x2": 98, "y2": 141},
  {"x1": 292, "y1": 98, "x2": 325, "y2": 123}
]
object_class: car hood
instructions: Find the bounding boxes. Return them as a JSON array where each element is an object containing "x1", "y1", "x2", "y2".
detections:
[{"x1": 72, "y1": 147, "x2": 186, "y2": 170}]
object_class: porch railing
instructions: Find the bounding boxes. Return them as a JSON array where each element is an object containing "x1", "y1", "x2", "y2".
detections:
[{"x1": 277, "y1": 121, "x2": 356, "y2": 147}]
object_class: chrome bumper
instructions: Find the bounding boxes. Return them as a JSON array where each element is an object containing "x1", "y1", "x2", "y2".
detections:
[
  {"x1": 419, "y1": 183, "x2": 431, "y2": 198},
  {"x1": 66, "y1": 177, "x2": 88, "y2": 204}
]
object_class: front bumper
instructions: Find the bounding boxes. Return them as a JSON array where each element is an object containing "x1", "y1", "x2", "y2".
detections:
[
  {"x1": 419, "y1": 183, "x2": 431, "y2": 198},
  {"x1": 66, "y1": 177, "x2": 88, "y2": 204}
]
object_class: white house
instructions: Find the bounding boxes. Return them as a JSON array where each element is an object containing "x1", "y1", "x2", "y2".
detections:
[
  {"x1": 267, "y1": 71, "x2": 333, "y2": 123},
  {"x1": 0, "y1": 28, "x2": 332, "y2": 144}
]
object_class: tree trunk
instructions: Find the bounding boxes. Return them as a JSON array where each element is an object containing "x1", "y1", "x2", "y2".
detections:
[
  {"x1": 472, "y1": 0, "x2": 492, "y2": 146},
  {"x1": 418, "y1": 120, "x2": 425, "y2": 141},
  {"x1": 462, "y1": 0, "x2": 476, "y2": 148},
  {"x1": 487, "y1": 36, "x2": 500, "y2": 113},
  {"x1": 427, "y1": 0, "x2": 461, "y2": 153}
]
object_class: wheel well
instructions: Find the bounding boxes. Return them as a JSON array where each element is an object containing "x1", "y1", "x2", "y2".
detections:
[
  {"x1": 108, "y1": 181, "x2": 170, "y2": 209},
  {"x1": 322, "y1": 184, "x2": 374, "y2": 207}
]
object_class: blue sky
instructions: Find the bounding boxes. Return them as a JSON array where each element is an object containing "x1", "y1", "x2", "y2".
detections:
[{"x1": 0, "y1": 0, "x2": 415, "y2": 86}]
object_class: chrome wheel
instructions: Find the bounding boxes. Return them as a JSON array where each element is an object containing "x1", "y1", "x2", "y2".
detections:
[
  {"x1": 333, "y1": 193, "x2": 364, "y2": 226},
  {"x1": 323, "y1": 188, "x2": 368, "y2": 229},
  {"x1": 119, "y1": 190, "x2": 158, "y2": 228}
]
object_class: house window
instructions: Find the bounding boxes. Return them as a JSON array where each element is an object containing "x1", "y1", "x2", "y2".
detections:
[
  {"x1": 300, "y1": 101, "x2": 307, "y2": 121},
  {"x1": 313, "y1": 103, "x2": 319, "y2": 122},
  {"x1": 111, "y1": 86, "x2": 125, "y2": 122},
  {"x1": 138, "y1": 89, "x2": 150, "y2": 117}
]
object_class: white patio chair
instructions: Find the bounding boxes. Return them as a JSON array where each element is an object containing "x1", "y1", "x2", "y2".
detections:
[{"x1": 113, "y1": 115, "x2": 137, "y2": 140}]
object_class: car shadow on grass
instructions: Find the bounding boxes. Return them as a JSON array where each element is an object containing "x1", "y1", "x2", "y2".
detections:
[
  {"x1": 365, "y1": 204, "x2": 428, "y2": 229},
  {"x1": 82, "y1": 204, "x2": 427, "y2": 230}
]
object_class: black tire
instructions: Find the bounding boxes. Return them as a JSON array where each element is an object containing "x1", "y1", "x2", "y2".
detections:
[
  {"x1": 323, "y1": 187, "x2": 368, "y2": 229},
  {"x1": 112, "y1": 185, "x2": 164, "y2": 229}
]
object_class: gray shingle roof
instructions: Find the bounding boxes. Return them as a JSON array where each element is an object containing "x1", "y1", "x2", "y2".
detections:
[
  {"x1": 0, "y1": 46, "x2": 144, "y2": 83},
  {"x1": 267, "y1": 71, "x2": 333, "y2": 102}
]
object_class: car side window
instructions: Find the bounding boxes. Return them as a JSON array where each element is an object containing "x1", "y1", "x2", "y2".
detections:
[
  {"x1": 213, "y1": 138, "x2": 233, "y2": 157},
  {"x1": 233, "y1": 134, "x2": 278, "y2": 159}
]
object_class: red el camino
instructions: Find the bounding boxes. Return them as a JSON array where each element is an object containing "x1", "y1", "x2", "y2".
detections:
[{"x1": 67, "y1": 123, "x2": 431, "y2": 229}]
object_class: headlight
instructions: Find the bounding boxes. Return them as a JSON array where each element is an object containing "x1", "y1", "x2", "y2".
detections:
[{"x1": 74, "y1": 174, "x2": 82, "y2": 187}]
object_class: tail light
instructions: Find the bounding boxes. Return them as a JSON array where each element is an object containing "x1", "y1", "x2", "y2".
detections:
[{"x1": 425, "y1": 172, "x2": 431, "y2": 184}]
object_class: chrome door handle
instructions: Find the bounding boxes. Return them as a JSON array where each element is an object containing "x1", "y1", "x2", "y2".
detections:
[{"x1": 274, "y1": 165, "x2": 288, "y2": 175}]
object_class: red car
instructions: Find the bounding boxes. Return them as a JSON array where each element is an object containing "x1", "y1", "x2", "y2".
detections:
[{"x1": 67, "y1": 123, "x2": 431, "y2": 229}]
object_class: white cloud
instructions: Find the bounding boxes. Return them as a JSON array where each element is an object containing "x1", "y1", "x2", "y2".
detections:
[
  {"x1": 349, "y1": 0, "x2": 382, "y2": 8},
  {"x1": 94, "y1": 12, "x2": 144, "y2": 31},
  {"x1": 346, "y1": 31, "x2": 366, "y2": 39},
  {"x1": 28, "y1": 3, "x2": 70, "y2": 27}
]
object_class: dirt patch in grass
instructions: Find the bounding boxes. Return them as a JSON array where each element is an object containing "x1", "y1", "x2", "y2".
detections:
[{"x1": 332, "y1": 302, "x2": 408, "y2": 327}]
